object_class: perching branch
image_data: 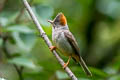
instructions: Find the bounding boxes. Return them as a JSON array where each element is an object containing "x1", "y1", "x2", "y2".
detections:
[{"x1": 22, "y1": 0, "x2": 78, "y2": 80}]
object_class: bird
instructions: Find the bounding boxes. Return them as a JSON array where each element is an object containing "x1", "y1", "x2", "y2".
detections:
[{"x1": 48, "y1": 12, "x2": 92, "y2": 76}]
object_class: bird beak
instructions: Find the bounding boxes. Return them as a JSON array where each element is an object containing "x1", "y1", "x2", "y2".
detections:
[{"x1": 48, "y1": 20, "x2": 54, "y2": 25}]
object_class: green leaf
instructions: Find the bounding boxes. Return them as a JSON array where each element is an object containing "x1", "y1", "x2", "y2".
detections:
[
  {"x1": 20, "y1": 33, "x2": 37, "y2": 49},
  {"x1": 56, "y1": 70, "x2": 69, "y2": 79},
  {"x1": 90, "y1": 67, "x2": 108, "y2": 77},
  {"x1": 5, "y1": 25, "x2": 35, "y2": 33},
  {"x1": 8, "y1": 57, "x2": 36, "y2": 69},
  {"x1": 0, "y1": 10, "x2": 18, "y2": 26},
  {"x1": 11, "y1": 32, "x2": 37, "y2": 53},
  {"x1": 97, "y1": 0, "x2": 120, "y2": 19},
  {"x1": 12, "y1": 32, "x2": 28, "y2": 52},
  {"x1": 0, "y1": 78, "x2": 6, "y2": 80},
  {"x1": 78, "y1": 78, "x2": 91, "y2": 80},
  {"x1": 33, "y1": 5, "x2": 54, "y2": 26},
  {"x1": 108, "y1": 74, "x2": 120, "y2": 80},
  {"x1": 0, "y1": 38, "x2": 3, "y2": 46},
  {"x1": 4, "y1": 25, "x2": 37, "y2": 53},
  {"x1": 0, "y1": 17, "x2": 9, "y2": 27},
  {"x1": 104, "y1": 67, "x2": 117, "y2": 74}
]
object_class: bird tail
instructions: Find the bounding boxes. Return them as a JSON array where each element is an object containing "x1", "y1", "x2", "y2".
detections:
[{"x1": 79, "y1": 56, "x2": 92, "y2": 76}]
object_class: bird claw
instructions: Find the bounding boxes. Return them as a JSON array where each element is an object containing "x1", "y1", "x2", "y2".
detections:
[
  {"x1": 49, "y1": 46, "x2": 56, "y2": 51},
  {"x1": 62, "y1": 56, "x2": 71, "y2": 69},
  {"x1": 63, "y1": 63, "x2": 68, "y2": 69}
]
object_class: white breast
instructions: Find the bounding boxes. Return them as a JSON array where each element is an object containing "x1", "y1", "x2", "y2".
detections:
[{"x1": 52, "y1": 29, "x2": 74, "y2": 56}]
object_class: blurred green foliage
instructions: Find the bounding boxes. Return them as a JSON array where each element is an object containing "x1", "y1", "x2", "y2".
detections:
[{"x1": 0, "y1": 0, "x2": 120, "y2": 80}]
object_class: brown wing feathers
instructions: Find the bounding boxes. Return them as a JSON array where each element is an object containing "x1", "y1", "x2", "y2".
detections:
[{"x1": 64, "y1": 31, "x2": 80, "y2": 61}]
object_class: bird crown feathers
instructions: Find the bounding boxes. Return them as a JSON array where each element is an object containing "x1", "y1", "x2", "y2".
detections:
[{"x1": 54, "y1": 12, "x2": 67, "y2": 26}]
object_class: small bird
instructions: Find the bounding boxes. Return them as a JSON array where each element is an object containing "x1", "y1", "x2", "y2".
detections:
[{"x1": 48, "y1": 12, "x2": 92, "y2": 76}]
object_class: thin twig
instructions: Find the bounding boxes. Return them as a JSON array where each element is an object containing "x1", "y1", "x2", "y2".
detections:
[
  {"x1": 1, "y1": 33, "x2": 24, "y2": 80},
  {"x1": 13, "y1": 64, "x2": 24, "y2": 80},
  {"x1": 15, "y1": 0, "x2": 34, "y2": 23},
  {"x1": 0, "y1": 0, "x2": 8, "y2": 12},
  {"x1": 22, "y1": 0, "x2": 78, "y2": 80},
  {"x1": 15, "y1": 7, "x2": 25, "y2": 23}
]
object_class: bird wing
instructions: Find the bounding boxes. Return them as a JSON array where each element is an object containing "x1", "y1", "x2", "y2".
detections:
[
  {"x1": 64, "y1": 30, "x2": 92, "y2": 76},
  {"x1": 64, "y1": 30, "x2": 80, "y2": 57}
]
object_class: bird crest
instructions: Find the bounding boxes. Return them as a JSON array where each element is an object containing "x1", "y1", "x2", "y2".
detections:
[{"x1": 54, "y1": 12, "x2": 67, "y2": 26}]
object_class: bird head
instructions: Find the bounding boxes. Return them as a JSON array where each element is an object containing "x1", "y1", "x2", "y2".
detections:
[{"x1": 48, "y1": 12, "x2": 67, "y2": 28}]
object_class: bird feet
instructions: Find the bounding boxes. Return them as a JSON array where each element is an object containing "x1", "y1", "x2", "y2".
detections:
[
  {"x1": 49, "y1": 46, "x2": 56, "y2": 51},
  {"x1": 63, "y1": 63, "x2": 68, "y2": 69},
  {"x1": 63, "y1": 56, "x2": 71, "y2": 69}
]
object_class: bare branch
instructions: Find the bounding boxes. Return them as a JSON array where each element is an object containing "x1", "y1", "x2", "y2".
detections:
[
  {"x1": 15, "y1": 0, "x2": 34, "y2": 23},
  {"x1": 21, "y1": 0, "x2": 78, "y2": 80},
  {"x1": 1, "y1": 33, "x2": 24, "y2": 80},
  {"x1": 0, "y1": 0, "x2": 8, "y2": 12},
  {"x1": 13, "y1": 64, "x2": 24, "y2": 80}
]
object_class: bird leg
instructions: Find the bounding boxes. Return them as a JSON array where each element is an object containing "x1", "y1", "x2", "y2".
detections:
[
  {"x1": 49, "y1": 46, "x2": 56, "y2": 51},
  {"x1": 63, "y1": 56, "x2": 71, "y2": 69}
]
